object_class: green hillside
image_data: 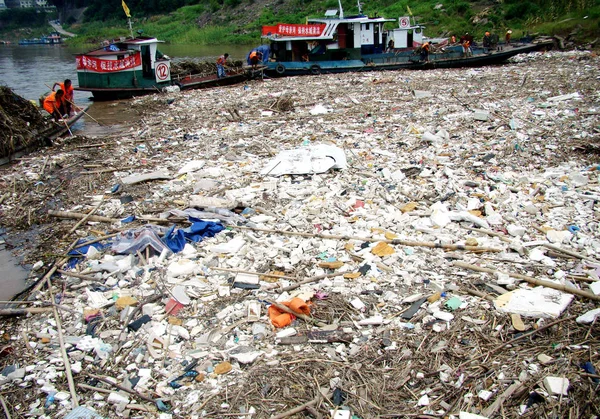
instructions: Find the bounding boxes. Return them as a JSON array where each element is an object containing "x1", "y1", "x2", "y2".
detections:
[{"x1": 3, "y1": 0, "x2": 600, "y2": 46}]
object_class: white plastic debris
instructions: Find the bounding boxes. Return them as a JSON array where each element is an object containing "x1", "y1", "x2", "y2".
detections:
[
  {"x1": 261, "y1": 144, "x2": 347, "y2": 176},
  {"x1": 494, "y1": 287, "x2": 574, "y2": 318},
  {"x1": 177, "y1": 160, "x2": 205, "y2": 174},
  {"x1": 543, "y1": 376, "x2": 569, "y2": 396},
  {"x1": 576, "y1": 308, "x2": 600, "y2": 324},
  {"x1": 121, "y1": 170, "x2": 171, "y2": 185}
]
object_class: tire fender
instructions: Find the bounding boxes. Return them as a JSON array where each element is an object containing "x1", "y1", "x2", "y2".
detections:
[
  {"x1": 275, "y1": 64, "x2": 286, "y2": 75},
  {"x1": 309, "y1": 64, "x2": 321, "y2": 75}
]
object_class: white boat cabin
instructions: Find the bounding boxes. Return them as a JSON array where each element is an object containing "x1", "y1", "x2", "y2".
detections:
[{"x1": 261, "y1": 1, "x2": 426, "y2": 62}]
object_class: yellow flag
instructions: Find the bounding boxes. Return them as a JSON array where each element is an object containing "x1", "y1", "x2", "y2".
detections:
[
  {"x1": 122, "y1": 0, "x2": 131, "y2": 18},
  {"x1": 407, "y1": 5, "x2": 413, "y2": 16}
]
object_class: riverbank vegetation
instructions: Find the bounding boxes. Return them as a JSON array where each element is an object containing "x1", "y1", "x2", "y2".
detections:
[
  {"x1": 64, "y1": 0, "x2": 600, "y2": 46},
  {"x1": 1, "y1": 0, "x2": 598, "y2": 45}
]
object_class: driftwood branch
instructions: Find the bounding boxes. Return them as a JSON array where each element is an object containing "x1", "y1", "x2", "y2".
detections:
[
  {"x1": 270, "y1": 391, "x2": 330, "y2": 419},
  {"x1": 453, "y1": 261, "x2": 600, "y2": 301},
  {"x1": 0, "y1": 307, "x2": 53, "y2": 316},
  {"x1": 228, "y1": 225, "x2": 502, "y2": 253}
]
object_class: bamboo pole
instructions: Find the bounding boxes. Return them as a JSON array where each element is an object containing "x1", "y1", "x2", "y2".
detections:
[
  {"x1": 46, "y1": 277, "x2": 79, "y2": 408},
  {"x1": 29, "y1": 236, "x2": 81, "y2": 294},
  {"x1": 87, "y1": 374, "x2": 156, "y2": 403},
  {"x1": 0, "y1": 307, "x2": 53, "y2": 316},
  {"x1": 210, "y1": 266, "x2": 299, "y2": 281},
  {"x1": 281, "y1": 273, "x2": 344, "y2": 292},
  {"x1": 64, "y1": 199, "x2": 103, "y2": 238},
  {"x1": 63, "y1": 97, "x2": 104, "y2": 126},
  {"x1": 227, "y1": 225, "x2": 502, "y2": 253},
  {"x1": 270, "y1": 392, "x2": 329, "y2": 419},
  {"x1": 49, "y1": 210, "x2": 118, "y2": 223},
  {"x1": 543, "y1": 243, "x2": 600, "y2": 264},
  {"x1": 453, "y1": 261, "x2": 600, "y2": 301},
  {"x1": 57, "y1": 269, "x2": 101, "y2": 282}
]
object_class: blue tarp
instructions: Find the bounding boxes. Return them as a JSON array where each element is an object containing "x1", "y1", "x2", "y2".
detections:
[
  {"x1": 246, "y1": 45, "x2": 270, "y2": 65},
  {"x1": 163, "y1": 218, "x2": 225, "y2": 253},
  {"x1": 66, "y1": 238, "x2": 111, "y2": 268},
  {"x1": 66, "y1": 220, "x2": 225, "y2": 269}
]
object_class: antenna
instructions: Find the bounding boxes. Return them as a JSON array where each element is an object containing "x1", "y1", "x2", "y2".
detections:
[
  {"x1": 338, "y1": 0, "x2": 344, "y2": 18},
  {"x1": 357, "y1": 0, "x2": 363, "y2": 15}
]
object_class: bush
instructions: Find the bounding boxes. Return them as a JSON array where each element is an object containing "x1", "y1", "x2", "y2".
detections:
[{"x1": 504, "y1": 2, "x2": 540, "y2": 20}]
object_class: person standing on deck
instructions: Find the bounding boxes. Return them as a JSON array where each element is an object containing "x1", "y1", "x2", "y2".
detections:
[
  {"x1": 462, "y1": 39, "x2": 472, "y2": 57},
  {"x1": 52, "y1": 79, "x2": 74, "y2": 116},
  {"x1": 43, "y1": 89, "x2": 66, "y2": 121},
  {"x1": 216, "y1": 53, "x2": 229, "y2": 79},
  {"x1": 483, "y1": 31, "x2": 491, "y2": 48},
  {"x1": 249, "y1": 50, "x2": 262, "y2": 70},
  {"x1": 420, "y1": 42, "x2": 430, "y2": 62},
  {"x1": 505, "y1": 30, "x2": 512, "y2": 45}
]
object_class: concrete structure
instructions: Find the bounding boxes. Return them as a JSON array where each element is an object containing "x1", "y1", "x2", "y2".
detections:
[{"x1": 0, "y1": 0, "x2": 6, "y2": 9}]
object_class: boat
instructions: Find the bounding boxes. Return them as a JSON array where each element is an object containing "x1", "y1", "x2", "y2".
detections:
[
  {"x1": 0, "y1": 107, "x2": 88, "y2": 166},
  {"x1": 75, "y1": 36, "x2": 255, "y2": 101},
  {"x1": 18, "y1": 32, "x2": 62, "y2": 45},
  {"x1": 173, "y1": 67, "x2": 250, "y2": 90},
  {"x1": 251, "y1": 0, "x2": 553, "y2": 77}
]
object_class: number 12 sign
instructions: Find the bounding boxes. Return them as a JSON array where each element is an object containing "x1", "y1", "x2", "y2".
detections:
[{"x1": 155, "y1": 62, "x2": 171, "y2": 82}]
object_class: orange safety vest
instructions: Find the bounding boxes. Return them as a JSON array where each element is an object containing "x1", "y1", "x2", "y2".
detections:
[
  {"x1": 423, "y1": 43, "x2": 430, "y2": 51},
  {"x1": 249, "y1": 51, "x2": 257, "y2": 59},
  {"x1": 216, "y1": 55, "x2": 226, "y2": 65},
  {"x1": 43, "y1": 92, "x2": 62, "y2": 114},
  {"x1": 59, "y1": 82, "x2": 74, "y2": 102}
]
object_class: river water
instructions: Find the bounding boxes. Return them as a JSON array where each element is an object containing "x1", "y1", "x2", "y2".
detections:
[{"x1": 0, "y1": 42, "x2": 256, "y2": 301}]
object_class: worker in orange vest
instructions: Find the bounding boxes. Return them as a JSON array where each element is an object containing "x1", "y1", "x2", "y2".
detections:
[
  {"x1": 43, "y1": 89, "x2": 66, "y2": 121},
  {"x1": 462, "y1": 39, "x2": 472, "y2": 57},
  {"x1": 52, "y1": 78, "x2": 74, "y2": 116},
  {"x1": 249, "y1": 50, "x2": 263, "y2": 70},
  {"x1": 216, "y1": 53, "x2": 229, "y2": 78}
]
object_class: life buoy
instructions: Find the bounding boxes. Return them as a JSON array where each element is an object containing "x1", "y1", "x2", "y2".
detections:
[
  {"x1": 309, "y1": 65, "x2": 321, "y2": 75},
  {"x1": 275, "y1": 64, "x2": 286, "y2": 75}
]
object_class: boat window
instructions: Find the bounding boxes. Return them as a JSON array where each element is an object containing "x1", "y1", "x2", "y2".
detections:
[
  {"x1": 117, "y1": 55, "x2": 124, "y2": 60},
  {"x1": 365, "y1": 23, "x2": 370, "y2": 30}
]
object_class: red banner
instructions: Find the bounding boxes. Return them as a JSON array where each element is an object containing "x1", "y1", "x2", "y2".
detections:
[
  {"x1": 76, "y1": 52, "x2": 141, "y2": 73},
  {"x1": 262, "y1": 24, "x2": 326, "y2": 37}
]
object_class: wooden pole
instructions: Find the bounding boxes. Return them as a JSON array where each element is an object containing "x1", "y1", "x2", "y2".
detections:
[
  {"x1": 453, "y1": 261, "x2": 600, "y2": 301},
  {"x1": 227, "y1": 225, "x2": 502, "y2": 253},
  {"x1": 49, "y1": 209, "x2": 119, "y2": 224},
  {"x1": 0, "y1": 307, "x2": 53, "y2": 316},
  {"x1": 46, "y1": 277, "x2": 79, "y2": 408},
  {"x1": 64, "y1": 97, "x2": 104, "y2": 126},
  {"x1": 64, "y1": 199, "x2": 103, "y2": 238}
]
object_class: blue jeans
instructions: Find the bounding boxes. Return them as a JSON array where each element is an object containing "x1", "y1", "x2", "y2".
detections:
[{"x1": 217, "y1": 64, "x2": 225, "y2": 78}]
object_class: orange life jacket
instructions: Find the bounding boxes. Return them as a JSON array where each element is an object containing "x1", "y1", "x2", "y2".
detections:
[
  {"x1": 249, "y1": 51, "x2": 257, "y2": 59},
  {"x1": 43, "y1": 92, "x2": 63, "y2": 114},
  {"x1": 216, "y1": 55, "x2": 226, "y2": 65},
  {"x1": 59, "y1": 82, "x2": 74, "y2": 101}
]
